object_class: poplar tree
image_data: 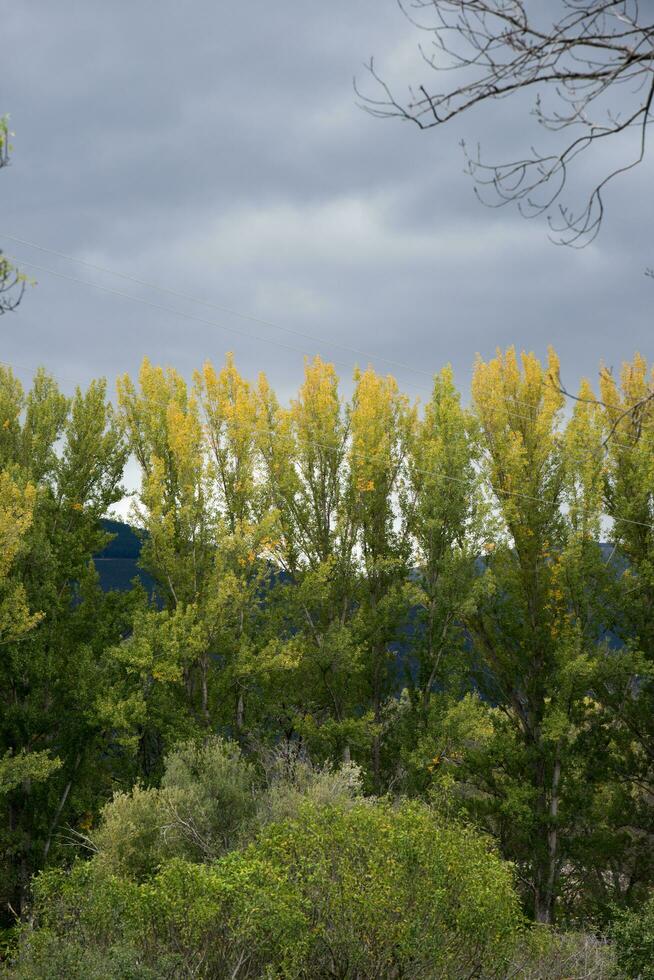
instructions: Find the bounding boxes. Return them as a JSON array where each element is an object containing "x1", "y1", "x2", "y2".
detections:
[
  {"x1": 0, "y1": 366, "x2": 129, "y2": 919},
  {"x1": 459, "y1": 347, "x2": 610, "y2": 923}
]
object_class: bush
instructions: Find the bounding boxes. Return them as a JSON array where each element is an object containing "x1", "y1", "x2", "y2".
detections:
[
  {"x1": 9, "y1": 799, "x2": 525, "y2": 979},
  {"x1": 93, "y1": 737, "x2": 257, "y2": 879},
  {"x1": 160, "y1": 736, "x2": 258, "y2": 856},
  {"x1": 611, "y1": 897, "x2": 654, "y2": 979},
  {"x1": 93, "y1": 785, "x2": 167, "y2": 881},
  {"x1": 509, "y1": 928, "x2": 615, "y2": 979},
  {"x1": 4, "y1": 930, "x2": 173, "y2": 979},
  {"x1": 256, "y1": 743, "x2": 363, "y2": 827},
  {"x1": 250, "y1": 799, "x2": 524, "y2": 978}
]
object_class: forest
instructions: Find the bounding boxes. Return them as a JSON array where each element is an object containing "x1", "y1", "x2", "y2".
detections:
[{"x1": 2, "y1": 346, "x2": 654, "y2": 978}]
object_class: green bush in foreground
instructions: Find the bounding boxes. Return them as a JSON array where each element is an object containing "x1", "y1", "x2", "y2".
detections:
[
  {"x1": 9, "y1": 800, "x2": 524, "y2": 979},
  {"x1": 611, "y1": 896, "x2": 654, "y2": 980}
]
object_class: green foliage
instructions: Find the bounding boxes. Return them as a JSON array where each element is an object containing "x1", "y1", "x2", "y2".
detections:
[
  {"x1": 4, "y1": 929, "x2": 169, "y2": 980},
  {"x1": 611, "y1": 897, "x2": 654, "y2": 979},
  {"x1": 249, "y1": 799, "x2": 524, "y2": 978},
  {"x1": 92, "y1": 785, "x2": 168, "y2": 881},
  {"x1": 0, "y1": 753, "x2": 61, "y2": 798},
  {"x1": 160, "y1": 737, "x2": 258, "y2": 856},
  {"x1": 256, "y1": 745, "x2": 363, "y2": 827},
  {"x1": 93, "y1": 737, "x2": 257, "y2": 878},
  {"x1": 510, "y1": 928, "x2": 615, "y2": 979},
  {"x1": 8, "y1": 799, "x2": 524, "y2": 979},
  {"x1": 0, "y1": 367, "x2": 132, "y2": 923},
  {"x1": 6, "y1": 347, "x2": 654, "y2": 959}
]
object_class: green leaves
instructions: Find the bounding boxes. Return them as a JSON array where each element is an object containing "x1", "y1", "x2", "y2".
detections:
[
  {"x1": 0, "y1": 366, "x2": 133, "y2": 920},
  {"x1": 0, "y1": 751, "x2": 62, "y2": 797},
  {"x1": 15, "y1": 795, "x2": 524, "y2": 979}
]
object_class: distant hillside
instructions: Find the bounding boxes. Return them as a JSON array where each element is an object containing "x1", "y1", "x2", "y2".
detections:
[
  {"x1": 93, "y1": 525, "x2": 622, "y2": 658},
  {"x1": 95, "y1": 518, "x2": 157, "y2": 595}
]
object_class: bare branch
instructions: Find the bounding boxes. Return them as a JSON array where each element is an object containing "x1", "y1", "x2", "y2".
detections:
[
  {"x1": 0, "y1": 115, "x2": 26, "y2": 314},
  {"x1": 359, "y1": 1, "x2": 654, "y2": 245}
]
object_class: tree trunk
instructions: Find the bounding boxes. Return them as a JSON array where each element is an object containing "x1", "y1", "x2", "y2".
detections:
[
  {"x1": 534, "y1": 746, "x2": 562, "y2": 924},
  {"x1": 236, "y1": 691, "x2": 245, "y2": 732}
]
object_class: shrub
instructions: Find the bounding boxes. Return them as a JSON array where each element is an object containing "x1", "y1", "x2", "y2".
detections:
[
  {"x1": 509, "y1": 928, "x2": 615, "y2": 979},
  {"x1": 10, "y1": 799, "x2": 525, "y2": 979},
  {"x1": 93, "y1": 785, "x2": 167, "y2": 881},
  {"x1": 249, "y1": 799, "x2": 523, "y2": 978},
  {"x1": 92, "y1": 737, "x2": 257, "y2": 879},
  {"x1": 256, "y1": 743, "x2": 363, "y2": 827},
  {"x1": 611, "y1": 897, "x2": 654, "y2": 979},
  {"x1": 160, "y1": 736, "x2": 258, "y2": 856}
]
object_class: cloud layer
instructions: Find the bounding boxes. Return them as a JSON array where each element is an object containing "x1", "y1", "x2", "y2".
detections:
[{"x1": 2, "y1": 0, "x2": 652, "y2": 409}]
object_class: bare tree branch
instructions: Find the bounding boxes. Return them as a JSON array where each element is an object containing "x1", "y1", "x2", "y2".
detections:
[
  {"x1": 548, "y1": 366, "x2": 654, "y2": 448},
  {"x1": 0, "y1": 114, "x2": 26, "y2": 314},
  {"x1": 358, "y1": 1, "x2": 654, "y2": 246}
]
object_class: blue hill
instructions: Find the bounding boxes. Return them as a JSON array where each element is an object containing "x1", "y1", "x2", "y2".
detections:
[{"x1": 95, "y1": 519, "x2": 157, "y2": 595}]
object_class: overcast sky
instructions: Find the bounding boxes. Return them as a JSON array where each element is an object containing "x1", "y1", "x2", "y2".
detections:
[{"x1": 2, "y1": 1, "x2": 652, "y2": 416}]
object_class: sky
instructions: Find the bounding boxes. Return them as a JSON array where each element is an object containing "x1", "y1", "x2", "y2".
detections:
[{"x1": 2, "y1": 1, "x2": 652, "y2": 419}]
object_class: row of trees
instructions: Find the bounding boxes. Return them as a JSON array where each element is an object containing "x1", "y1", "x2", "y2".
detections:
[{"x1": 2, "y1": 348, "x2": 654, "y2": 935}]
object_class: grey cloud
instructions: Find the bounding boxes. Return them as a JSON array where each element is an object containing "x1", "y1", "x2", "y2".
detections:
[{"x1": 1, "y1": 0, "x2": 652, "y2": 415}]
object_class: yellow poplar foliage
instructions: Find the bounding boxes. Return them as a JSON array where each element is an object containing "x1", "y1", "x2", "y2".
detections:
[
  {"x1": 564, "y1": 378, "x2": 604, "y2": 536},
  {"x1": 350, "y1": 367, "x2": 412, "y2": 504},
  {"x1": 599, "y1": 353, "x2": 654, "y2": 549},
  {"x1": 195, "y1": 353, "x2": 259, "y2": 529},
  {"x1": 471, "y1": 346, "x2": 564, "y2": 542},
  {"x1": 286, "y1": 356, "x2": 346, "y2": 560},
  {"x1": 118, "y1": 358, "x2": 211, "y2": 605},
  {"x1": 408, "y1": 364, "x2": 479, "y2": 563},
  {"x1": 291, "y1": 356, "x2": 342, "y2": 453},
  {"x1": 0, "y1": 472, "x2": 42, "y2": 641}
]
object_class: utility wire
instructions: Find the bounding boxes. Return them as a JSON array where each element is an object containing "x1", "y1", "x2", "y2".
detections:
[
  {"x1": 2, "y1": 232, "x2": 438, "y2": 384},
  {"x1": 2, "y1": 255, "x2": 648, "y2": 475},
  {"x1": 6, "y1": 232, "x2": 650, "y2": 430},
  {"x1": 5, "y1": 231, "x2": 613, "y2": 421},
  {"x1": 12, "y1": 258, "x2": 370, "y2": 376}
]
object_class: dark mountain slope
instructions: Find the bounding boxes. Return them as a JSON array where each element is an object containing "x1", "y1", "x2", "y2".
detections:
[{"x1": 95, "y1": 519, "x2": 157, "y2": 595}]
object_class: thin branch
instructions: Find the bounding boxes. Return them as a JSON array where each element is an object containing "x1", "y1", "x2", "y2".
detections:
[{"x1": 359, "y1": 0, "x2": 654, "y2": 245}]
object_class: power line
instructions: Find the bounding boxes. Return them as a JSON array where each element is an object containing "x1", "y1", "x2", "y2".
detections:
[
  {"x1": 2, "y1": 253, "x2": 647, "y2": 473},
  {"x1": 0, "y1": 348, "x2": 640, "y2": 478},
  {"x1": 6, "y1": 231, "x2": 648, "y2": 431},
  {"x1": 0, "y1": 352, "x2": 640, "y2": 462},
  {"x1": 1, "y1": 232, "x2": 440, "y2": 385}
]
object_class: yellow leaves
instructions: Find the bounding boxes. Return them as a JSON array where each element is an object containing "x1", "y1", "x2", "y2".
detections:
[
  {"x1": 295, "y1": 356, "x2": 340, "y2": 430},
  {"x1": 472, "y1": 346, "x2": 569, "y2": 540},
  {"x1": 599, "y1": 355, "x2": 654, "y2": 456},
  {"x1": 195, "y1": 354, "x2": 261, "y2": 526},
  {"x1": 564, "y1": 378, "x2": 604, "y2": 533},
  {"x1": 472, "y1": 346, "x2": 562, "y2": 442},
  {"x1": 0, "y1": 474, "x2": 42, "y2": 642},
  {"x1": 0, "y1": 473, "x2": 36, "y2": 577},
  {"x1": 78, "y1": 812, "x2": 93, "y2": 832},
  {"x1": 595, "y1": 355, "x2": 654, "y2": 546},
  {"x1": 166, "y1": 398, "x2": 204, "y2": 492},
  {"x1": 350, "y1": 366, "x2": 410, "y2": 504},
  {"x1": 118, "y1": 358, "x2": 193, "y2": 477},
  {"x1": 288, "y1": 355, "x2": 344, "y2": 473},
  {"x1": 197, "y1": 353, "x2": 258, "y2": 446}
]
